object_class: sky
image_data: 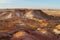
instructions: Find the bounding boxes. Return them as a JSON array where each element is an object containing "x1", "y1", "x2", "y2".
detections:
[{"x1": 0, "y1": 0, "x2": 60, "y2": 9}]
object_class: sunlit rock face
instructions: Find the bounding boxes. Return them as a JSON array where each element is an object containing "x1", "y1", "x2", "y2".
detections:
[
  {"x1": 24, "y1": 11, "x2": 34, "y2": 19},
  {"x1": 0, "y1": 9, "x2": 60, "y2": 40},
  {"x1": 53, "y1": 29, "x2": 60, "y2": 34},
  {"x1": 10, "y1": 31, "x2": 39, "y2": 40},
  {"x1": 53, "y1": 24, "x2": 60, "y2": 35},
  {"x1": 0, "y1": 12, "x2": 12, "y2": 20}
]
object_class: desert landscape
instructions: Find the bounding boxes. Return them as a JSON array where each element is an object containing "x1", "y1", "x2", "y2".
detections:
[{"x1": 0, "y1": 9, "x2": 60, "y2": 40}]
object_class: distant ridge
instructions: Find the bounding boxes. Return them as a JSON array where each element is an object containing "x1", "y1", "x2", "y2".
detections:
[{"x1": 0, "y1": 9, "x2": 60, "y2": 20}]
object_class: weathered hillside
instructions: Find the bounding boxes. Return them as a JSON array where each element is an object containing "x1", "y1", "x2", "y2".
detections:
[{"x1": 0, "y1": 9, "x2": 60, "y2": 40}]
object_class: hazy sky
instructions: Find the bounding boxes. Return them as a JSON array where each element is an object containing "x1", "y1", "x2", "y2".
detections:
[{"x1": 0, "y1": 0, "x2": 60, "y2": 9}]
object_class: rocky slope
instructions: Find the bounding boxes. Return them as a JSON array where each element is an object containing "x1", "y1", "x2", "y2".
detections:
[{"x1": 0, "y1": 9, "x2": 60, "y2": 40}]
